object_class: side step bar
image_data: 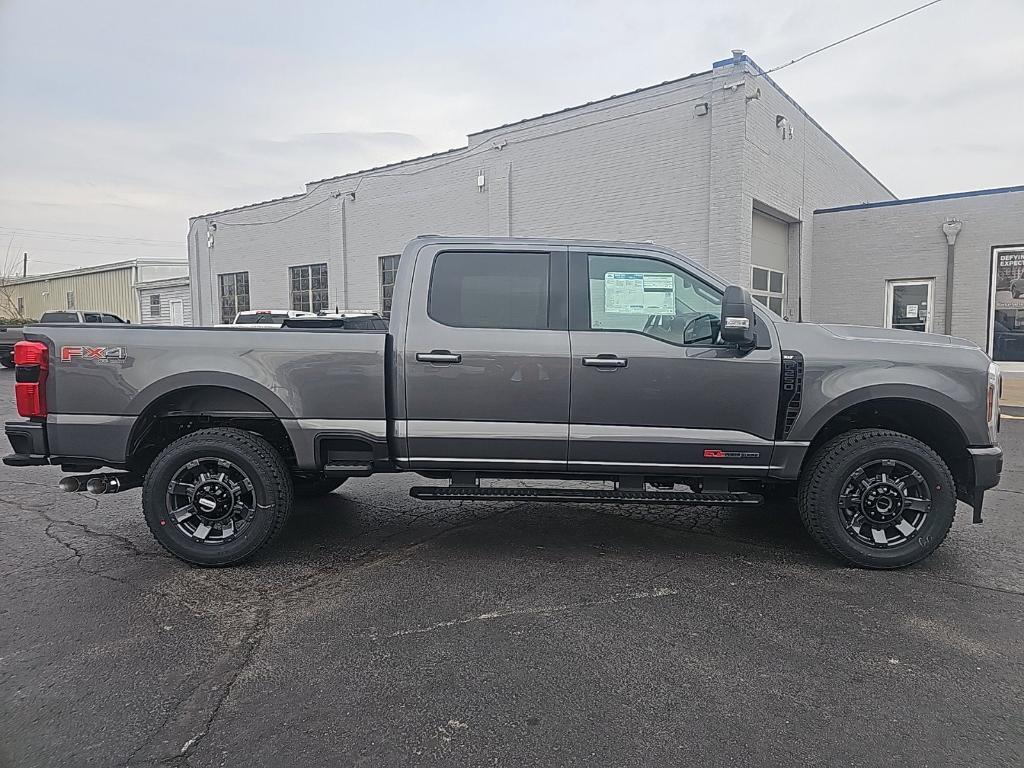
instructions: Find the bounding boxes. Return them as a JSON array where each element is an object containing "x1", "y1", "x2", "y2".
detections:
[
  {"x1": 323, "y1": 461, "x2": 374, "y2": 478},
  {"x1": 409, "y1": 486, "x2": 763, "y2": 505}
]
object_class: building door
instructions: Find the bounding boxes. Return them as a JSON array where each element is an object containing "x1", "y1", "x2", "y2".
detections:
[
  {"x1": 989, "y1": 246, "x2": 1024, "y2": 367},
  {"x1": 567, "y1": 247, "x2": 781, "y2": 474},
  {"x1": 885, "y1": 279, "x2": 933, "y2": 333},
  {"x1": 401, "y1": 244, "x2": 570, "y2": 471},
  {"x1": 751, "y1": 210, "x2": 789, "y2": 316},
  {"x1": 169, "y1": 299, "x2": 184, "y2": 326}
]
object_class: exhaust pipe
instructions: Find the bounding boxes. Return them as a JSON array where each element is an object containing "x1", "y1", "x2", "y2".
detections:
[
  {"x1": 59, "y1": 475, "x2": 93, "y2": 493},
  {"x1": 60, "y1": 473, "x2": 142, "y2": 494}
]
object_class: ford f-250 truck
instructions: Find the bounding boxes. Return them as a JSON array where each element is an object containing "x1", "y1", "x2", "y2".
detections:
[{"x1": 4, "y1": 237, "x2": 1003, "y2": 569}]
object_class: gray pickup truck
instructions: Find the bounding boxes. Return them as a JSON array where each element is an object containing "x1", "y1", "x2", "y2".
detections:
[{"x1": 3, "y1": 237, "x2": 1003, "y2": 569}]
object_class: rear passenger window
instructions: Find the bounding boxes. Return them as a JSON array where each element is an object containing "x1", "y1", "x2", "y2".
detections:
[{"x1": 428, "y1": 251, "x2": 550, "y2": 329}]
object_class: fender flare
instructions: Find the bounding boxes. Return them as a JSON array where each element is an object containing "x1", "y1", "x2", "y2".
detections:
[{"x1": 127, "y1": 372, "x2": 295, "y2": 419}]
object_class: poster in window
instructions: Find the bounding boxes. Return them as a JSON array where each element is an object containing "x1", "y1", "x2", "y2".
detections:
[
  {"x1": 992, "y1": 248, "x2": 1024, "y2": 362},
  {"x1": 604, "y1": 272, "x2": 675, "y2": 314}
]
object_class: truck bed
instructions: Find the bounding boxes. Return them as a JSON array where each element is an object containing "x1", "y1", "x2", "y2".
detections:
[{"x1": 21, "y1": 324, "x2": 389, "y2": 469}]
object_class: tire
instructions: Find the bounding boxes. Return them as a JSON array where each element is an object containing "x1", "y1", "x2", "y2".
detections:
[
  {"x1": 0, "y1": 354, "x2": 14, "y2": 369},
  {"x1": 798, "y1": 429, "x2": 956, "y2": 569},
  {"x1": 293, "y1": 477, "x2": 347, "y2": 498},
  {"x1": 1014, "y1": 290, "x2": 1021, "y2": 299},
  {"x1": 142, "y1": 427, "x2": 293, "y2": 566}
]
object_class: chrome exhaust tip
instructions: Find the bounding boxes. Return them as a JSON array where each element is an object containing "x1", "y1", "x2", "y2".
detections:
[
  {"x1": 59, "y1": 476, "x2": 85, "y2": 493},
  {"x1": 86, "y1": 476, "x2": 108, "y2": 494}
]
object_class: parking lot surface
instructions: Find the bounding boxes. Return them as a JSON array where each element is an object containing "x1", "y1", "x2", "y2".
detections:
[{"x1": 1, "y1": 367, "x2": 1022, "y2": 767}]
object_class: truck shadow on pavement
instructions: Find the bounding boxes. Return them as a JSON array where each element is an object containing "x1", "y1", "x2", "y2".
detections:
[{"x1": 275, "y1": 491, "x2": 825, "y2": 570}]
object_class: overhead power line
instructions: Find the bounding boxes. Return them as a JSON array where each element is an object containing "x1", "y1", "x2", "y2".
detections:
[
  {"x1": 762, "y1": 0, "x2": 946, "y2": 76},
  {"x1": 0, "y1": 225, "x2": 180, "y2": 246},
  {"x1": 208, "y1": 1, "x2": 944, "y2": 228}
]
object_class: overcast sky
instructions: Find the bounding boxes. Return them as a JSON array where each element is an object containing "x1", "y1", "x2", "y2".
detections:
[{"x1": 1, "y1": 0, "x2": 1022, "y2": 274}]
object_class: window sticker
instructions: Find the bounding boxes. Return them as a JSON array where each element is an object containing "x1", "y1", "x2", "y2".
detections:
[{"x1": 604, "y1": 272, "x2": 676, "y2": 314}]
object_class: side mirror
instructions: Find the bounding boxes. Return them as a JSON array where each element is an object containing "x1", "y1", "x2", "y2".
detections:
[{"x1": 720, "y1": 285, "x2": 756, "y2": 349}]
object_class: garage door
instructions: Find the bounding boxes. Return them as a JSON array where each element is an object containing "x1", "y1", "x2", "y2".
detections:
[{"x1": 751, "y1": 210, "x2": 789, "y2": 316}]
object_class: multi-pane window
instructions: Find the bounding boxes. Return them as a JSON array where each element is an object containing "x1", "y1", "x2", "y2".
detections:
[
  {"x1": 150, "y1": 294, "x2": 161, "y2": 317},
  {"x1": 289, "y1": 263, "x2": 329, "y2": 313},
  {"x1": 218, "y1": 271, "x2": 250, "y2": 324},
  {"x1": 379, "y1": 255, "x2": 401, "y2": 317},
  {"x1": 66, "y1": 291, "x2": 75, "y2": 310},
  {"x1": 751, "y1": 265, "x2": 785, "y2": 316}
]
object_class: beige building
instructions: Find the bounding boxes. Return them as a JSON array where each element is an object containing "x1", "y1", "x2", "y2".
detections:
[{"x1": 1, "y1": 258, "x2": 187, "y2": 323}]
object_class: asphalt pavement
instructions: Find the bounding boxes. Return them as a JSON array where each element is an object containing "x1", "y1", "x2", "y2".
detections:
[{"x1": 0, "y1": 367, "x2": 1022, "y2": 767}]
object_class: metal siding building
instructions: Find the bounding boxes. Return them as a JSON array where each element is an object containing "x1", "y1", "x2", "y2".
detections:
[
  {"x1": 1, "y1": 258, "x2": 188, "y2": 322},
  {"x1": 188, "y1": 53, "x2": 893, "y2": 326},
  {"x1": 136, "y1": 276, "x2": 193, "y2": 326},
  {"x1": 811, "y1": 186, "x2": 1024, "y2": 369}
]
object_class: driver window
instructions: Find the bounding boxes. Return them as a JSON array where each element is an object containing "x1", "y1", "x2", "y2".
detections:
[{"x1": 587, "y1": 254, "x2": 723, "y2": 346}]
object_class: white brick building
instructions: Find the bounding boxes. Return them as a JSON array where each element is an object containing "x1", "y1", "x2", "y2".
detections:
[{"x1": 188, "y1": 52, "x2": 893, "y2": 326}]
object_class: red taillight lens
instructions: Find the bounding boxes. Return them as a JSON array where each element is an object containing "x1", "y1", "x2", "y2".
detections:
[{"x1": 13, "y1": 340, "x2": 48, "y2": 418}]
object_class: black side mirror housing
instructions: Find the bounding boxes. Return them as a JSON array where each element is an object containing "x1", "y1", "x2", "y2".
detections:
[{"x1": 720, "y1": 285, "x2": 756, "y2": 350}]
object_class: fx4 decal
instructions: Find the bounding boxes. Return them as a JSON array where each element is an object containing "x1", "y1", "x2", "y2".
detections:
[{"x1": 61, "y1": 346, "x2": 127, "y2": 362}]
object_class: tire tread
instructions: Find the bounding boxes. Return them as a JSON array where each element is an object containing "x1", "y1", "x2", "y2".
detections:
[
  {"x1": 142, "y1": 427, "x2": 293, "y2": 566},
  {"x1": 797, "y1": 428, "x2": 956, "y2": 569}
]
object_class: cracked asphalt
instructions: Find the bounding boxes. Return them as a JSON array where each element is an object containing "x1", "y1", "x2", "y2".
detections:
[{"x1": 1, "y1": 370, "x2": 1022, "y2": 768}]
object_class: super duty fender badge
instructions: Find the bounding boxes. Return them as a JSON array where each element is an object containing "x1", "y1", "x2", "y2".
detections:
[
  {"x1": 61, "y1": 345, "x2": 127, "y2": 362},
  {"x1": 704, "y1": 449, "x2": 761, "y2": 459}
]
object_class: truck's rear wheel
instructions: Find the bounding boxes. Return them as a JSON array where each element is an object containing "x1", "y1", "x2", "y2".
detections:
[
  {"x1": 142, "y1": 428, "x2": 293, "y2": 566},
  {"x1": 0, "y1": 354, "x2": 14, "y2": 369},
  {"x1": 798, "y1": 429, "x2": 956, "y2": 569}
]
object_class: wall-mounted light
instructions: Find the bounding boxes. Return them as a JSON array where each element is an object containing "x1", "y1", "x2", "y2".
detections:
[
  {"x1": 694, "y1": 102, "x2": 709, "y2": 117},
  {"x1": 477, "y1": 172, "x2": 486, "y2": 191},
  {"x1": 776, "y1": 114, "x2": 793, "y2": 140}
]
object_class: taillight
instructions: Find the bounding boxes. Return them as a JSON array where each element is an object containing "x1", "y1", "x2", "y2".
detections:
[{"x1": 14, "y1": 340, "x2": 48, "y2": 418}]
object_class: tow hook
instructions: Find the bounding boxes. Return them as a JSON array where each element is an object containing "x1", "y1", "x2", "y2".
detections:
[{"x1": 59, "y1": 473, "x2": 142, "y2": 494}]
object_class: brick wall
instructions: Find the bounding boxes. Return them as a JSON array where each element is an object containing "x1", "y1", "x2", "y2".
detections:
[{"x1": 188, "y1": 54, "x2": 892, "y2": 325}]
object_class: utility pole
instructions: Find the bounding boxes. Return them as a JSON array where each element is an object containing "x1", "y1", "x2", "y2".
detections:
[{"x1": 22, "y1": 252, "x2": 27, "y2": 277}]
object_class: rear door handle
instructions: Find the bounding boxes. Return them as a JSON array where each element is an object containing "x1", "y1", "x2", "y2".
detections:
[
  {"x1": 582, "y1": 355, "x2": 627, "y2": 368},
  {"x1": 416, "y1": 350, "x2": 462, "y2": 364}
]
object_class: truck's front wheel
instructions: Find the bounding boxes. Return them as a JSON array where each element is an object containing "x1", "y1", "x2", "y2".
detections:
[
  {"x1": 798, "y1": 429, "x2": 956, "y2": 569},
  {"x1": 142, "y1": 428, "x2": 293, "y2": 566},
  {"x1": 0, "y1": 354, "x2": 14, "y2": 369}
]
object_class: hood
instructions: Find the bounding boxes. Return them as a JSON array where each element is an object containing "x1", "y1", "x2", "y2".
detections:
[{"x1": 818, "y1": 324, "x2": 979, "y2": 349}]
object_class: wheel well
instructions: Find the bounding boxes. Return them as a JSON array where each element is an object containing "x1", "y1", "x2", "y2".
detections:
[
  {"x1": 126, "y1": 386, "x2": 296, "y2": 474},
  {"x1": 806, "y1": 398, "x2": 973, "y2": 498}
]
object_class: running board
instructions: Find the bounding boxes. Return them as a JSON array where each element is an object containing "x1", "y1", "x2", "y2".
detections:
[
  {"x1": 323, "y1": 461, "x2": 374, "y2": 478},
  {"x1": 409, "y1": 486, "x2": 763, "y2": 505}
]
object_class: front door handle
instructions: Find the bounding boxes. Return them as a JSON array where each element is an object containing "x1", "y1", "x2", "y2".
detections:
[
  {"x1": 416, "y1": 350, "x2": 462, "y2": 364},
  {"x1": 582, "y1": 355, "x2": 627, "y2": 368}
]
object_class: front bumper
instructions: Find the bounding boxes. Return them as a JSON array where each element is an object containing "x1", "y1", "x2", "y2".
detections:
[
  {"x1": 3, "y1": 420, "x2": 49, "y2": 466},
  {"x1": 967, "y1": 445, "x2": 1003, "y2": 523}
]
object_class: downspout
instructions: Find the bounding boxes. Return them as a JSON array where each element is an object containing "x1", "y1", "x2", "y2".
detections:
[{"x1": 942, "y1": 218, "x2": 962, "y2": 335}]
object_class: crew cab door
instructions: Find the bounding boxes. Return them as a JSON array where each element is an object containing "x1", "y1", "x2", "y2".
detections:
[
  {"x1": 567, "y1": 247, "x2": 781, "y2": 474},
  {"x1": 401, "y1": 244, "x2": 570, "y2": 471}
]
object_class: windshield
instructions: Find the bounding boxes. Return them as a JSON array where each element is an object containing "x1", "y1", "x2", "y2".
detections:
[
  {"x1": 235, "y1": 313, "x2": 287, "y2": 325},
  {"x1": 40, "y1": 312, "x2": 78, "y2": 323}
]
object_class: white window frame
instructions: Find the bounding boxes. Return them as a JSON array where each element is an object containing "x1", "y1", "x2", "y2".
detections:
[
  {"x1": 750, "y1": 264, "x2": 785, "y2": 316},
  {"x1": 884, "y1": 278, "x2": 934, "y2": 333},
  {"x1": 289, "y1": 262, "x2": 329, "y2": 314}
]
